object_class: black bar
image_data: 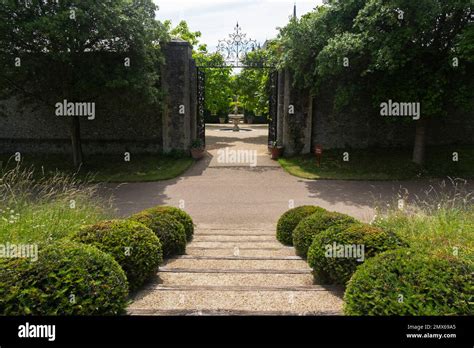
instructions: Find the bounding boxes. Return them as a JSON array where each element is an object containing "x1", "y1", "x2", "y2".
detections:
[{"x1": 0, "y1": 316, "x2": 472, "y2": 346}]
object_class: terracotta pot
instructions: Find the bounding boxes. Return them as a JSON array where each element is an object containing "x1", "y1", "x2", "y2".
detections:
[
  {"x1": 191, "y1": 148, "x2": 205, "y2": 160},
  {"x1": 271, "y1": 147, "x2": 284, "y2": 160}
]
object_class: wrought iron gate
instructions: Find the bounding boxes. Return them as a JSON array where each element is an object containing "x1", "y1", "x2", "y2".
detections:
[
  {"x1": 197, "y1": 68, "x2": 206, "y2": 146},
  {"x1": 268, "y1": 70, "x2": 278, "y2": 146}
]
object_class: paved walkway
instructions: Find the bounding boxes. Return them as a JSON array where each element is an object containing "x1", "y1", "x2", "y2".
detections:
[{"x1": 100, "y1": 124, "x2": 459, "y2": 315}]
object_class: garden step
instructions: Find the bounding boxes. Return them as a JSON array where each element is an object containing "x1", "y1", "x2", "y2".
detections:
[
  {"x1": 192, "y1": 235, "x2": 276, "y2": 242},
  {"x1": 194, "y1": 229, "x2": 275, "y2": 236},
  {"x1": 188, "y1": 241, "x2": 283, "y2": 249},
  {"x1": 185, "y1": 247, "x2": 296, "y2": 258},
  {"x1": 145, "y1": 285, "x2": 340, "y2": 292},
  {"x1": 162, "y1": 258, "x2": 309, "y2": 271},
  {"x1": 128, "y1": 309, "x2": 341, "y2": 316},
  {"x1": 155, "y1": 271, "x2": 316, "y2": 287},
  {"x1": 178, "y1": 255, "x2": 302, "y2": 260},
  {"x1": 129, "y1": 288, "x2": 344, "y2": 315},
  {"x1": 158, "y1": 268, "x2": 311, "y2": 274}
]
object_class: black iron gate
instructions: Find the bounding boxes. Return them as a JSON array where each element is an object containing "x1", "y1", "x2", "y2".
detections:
[
  {"x1": 268, "y1": 70, "x2": 278, "y2": 146},
  {"x1": 197, "y1": 67, "x2": 206, "y2": 146}
]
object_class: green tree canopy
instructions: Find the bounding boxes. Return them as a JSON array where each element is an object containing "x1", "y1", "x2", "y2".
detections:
[{"x1": 0, "y1": 0, "x2": 168, "y2": 166}]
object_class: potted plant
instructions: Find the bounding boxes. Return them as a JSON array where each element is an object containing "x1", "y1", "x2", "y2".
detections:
[
  {"x1": 270, "y1": 141, "x2": 284, "y2": 160},
  {"x1": 190, "y1": 139, "x2": 205, "y2": 160},
  {"x1": 219, "y1": 114, "x2": 226, "y2": 124}
]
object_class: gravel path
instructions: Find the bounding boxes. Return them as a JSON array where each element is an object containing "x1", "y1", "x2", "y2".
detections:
[{"x1": 99, "y1": 124, "x2": 461, "y2": 315}]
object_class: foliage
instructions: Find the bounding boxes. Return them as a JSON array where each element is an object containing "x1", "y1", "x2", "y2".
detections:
[
  {"x1": 234, "y1": 49, "x2": 271, "y2": 116},
  {"x1": 276, "y1": 206, "x2": 327, "y2": 245},
  {"x1": 278, "y1": 146, "x2": 474, "y2": 180},
  {"x1": 0, "y1": 0, "x2": 169, "y2": 165},
  {"x1": 373, "y1": 178, "x2": 474, "y2": 265},
  {"x1": 129, "y1": 210, "x2": 186, "y2": 257},
  {"x1": 292, "y1": 210, "x2": 357, "y2": 258},
  {"x1": 0, "y1": 153, "x2": 194, "y2": 183},
  {"x1": 72, "y1": 220, "x2": 162, "y2": 292},
  {"x1": 344, "y1": 248, "x2": 473, "y2": 315},
  {"x1": 142, "y1": 206, "x2": 194, "y2": 241},
  {"x1": 278, "y1": 0, "x2": 473, "y2": 164},
  {"x1": 0, "y1": 165, "x2": 109, "y2": 244},
  {"x1": 308, "y1": 224, "x2": 406, "y2": 285},
  {"x1": 0, "y1": 241, "x2": 128, "y2": 315},
  {"x1": 164, "y1": 20, "x2": 202, "y2": 49}
]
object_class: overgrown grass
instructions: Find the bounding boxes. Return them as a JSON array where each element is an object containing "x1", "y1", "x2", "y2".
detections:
[
  {"x1": 279, "y1": 146, "x2": 474, "y2": 180},
  {"x1": 0, "y1": 166, "x2": 110, "y2": 244},
  {"x1": 373, "y1": 178, "x2": 474, "y2": 265},
  {"x1": 0, "y1": 153, "x2": 194, "y2": 183}
]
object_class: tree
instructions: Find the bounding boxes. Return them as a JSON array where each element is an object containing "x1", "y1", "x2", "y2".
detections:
[
  {"x1": 166, "y1": 20, "x2": 233, "y2": 117},
  {"x1": 279, "y1": 0, "x2": 473, "y2": 165},
  {"x1": 0, "y1": 0, "x2": 168, "y2": 167},
  {"x1": 194, "y1": 48, "x2": 233, "y2": 116},
  {"x1": 234, "y1": 49, "x2": 271, "y2": 117}
]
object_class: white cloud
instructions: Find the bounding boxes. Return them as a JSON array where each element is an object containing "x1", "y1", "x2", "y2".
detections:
[{"x1": 154, "y1": 0, "x2": 322, "y2": 50}]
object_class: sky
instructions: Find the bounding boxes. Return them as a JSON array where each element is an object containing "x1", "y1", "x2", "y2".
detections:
[{"x1": 154, "y1": 0, "x2": 323, "y2": 51}]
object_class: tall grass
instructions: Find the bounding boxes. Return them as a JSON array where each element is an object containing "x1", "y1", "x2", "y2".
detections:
[
  {"x1": 373, "y1": 178, "x2": 474, "y2": 265},
  {"x1": 0, "y1": 163, "x2": 111, "y2": 244}
]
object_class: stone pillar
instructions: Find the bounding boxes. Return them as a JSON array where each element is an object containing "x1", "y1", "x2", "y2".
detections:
[
  {"x1": 281, "y1": 69, "x2": 312, "y2": 156},
  {"x1": 161, "y1": 39, "x2": 194, "y2": 153},
  {"x1": 276, "y1": 70, "x2": 285, "y2": 145},
  {"x1": 189, "y1": 59, "x2": 197, "y2": 142}
]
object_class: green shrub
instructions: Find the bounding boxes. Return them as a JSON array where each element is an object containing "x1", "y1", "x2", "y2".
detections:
[
  {"x1": 276, "y1": 206, "x2": 327, "y2": 245},
  {"x1": 344, "y1": 249, "x2": 473, "y2": 315},
  {"x1": 293, "y1": 211, "x2": 357, "y2": 258},
  {"x1": 72, "y1": 219, "x2": 162, "y2": 292},
  {"x1": 0, "y1": 241, "x2": 128, "y2": 315},
  {"x1": 144, "y1": 206, "x2": 194, "y2": 241},
  {"x1": 130, "y1": 211, "x2": 186, "y2": 257},
  {"x1": 308, "y1": 224, "x2": 406, "y2": 285}
]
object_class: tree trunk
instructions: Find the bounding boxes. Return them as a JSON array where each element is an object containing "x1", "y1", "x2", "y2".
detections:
[
  {"x1": 412, "y1": 118, "x2": 427, "y2": 165},
  {"x1": 70, "y1": 117, "x2": 83, "y2": 168}
]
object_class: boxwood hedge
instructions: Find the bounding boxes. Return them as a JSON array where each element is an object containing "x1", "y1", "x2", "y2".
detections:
[
  {"x1": 344, "y1": 248, "x2": 473, "y2": 315},
  {"x1": 0, "y1": 241, "x2": 128, "y2": 315},
  {"x1": 308, "y1": 224, "x2": 405, "y2": 285},
  {"x1": 130, "y1": 211, "x2": 186, "y2": 257},
  {"x1": 72, "y1": 219, "x2": 163, "y2": 292},
  {"x1": 143, "y1": 206, "x2": 194, "y2": 241},
  {"x1": 276, "y1": 206, "x2": 327, "y2": 245},
  {"x1": 293, "y1": 211, "x2": 357, "y2": 258}
]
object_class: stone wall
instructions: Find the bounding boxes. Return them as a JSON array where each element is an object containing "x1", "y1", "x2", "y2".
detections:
[
  {"x1": 277, "y1": 69, "x2": 474, "y2": 154},
  {"x1": 0, "y1": 40, "x2": 197, "y2": 155}
]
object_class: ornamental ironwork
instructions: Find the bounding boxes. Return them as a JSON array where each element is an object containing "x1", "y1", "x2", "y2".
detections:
[{"x1": 216, "y1": 22, "x2": 260, "y2": 68}]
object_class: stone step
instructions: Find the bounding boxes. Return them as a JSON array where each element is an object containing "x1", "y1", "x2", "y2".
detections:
[
  {"x1": 188, "y1": 241, "x2": 283, "y2": 249},
  {"x1": 185, "y1": 247, "x2": 296, "y2": 258},
  {"x1": 159, "y1": 268, "x2": 311, "y2": 275},
  {"x1": 195, "y1": 229, "x2": 275, "y2": 236},
  {"x1": 178, "y1": 255, "x2": 302, "y2": 260},
  {"x1": 128, "y1": 309, "x2": 341, "y2": 316},
  {"x1": 162, "y1": 258, "x2": 309, "y2": 271},
  {"x1": 129, "y1": 289, "x2": 344, "y2": 315},
  {"x1": 153, "y1": 272, "x2": 316, "y2": 287},
  {"x1": 192, "y1": 235, "x2": 275, "y2": 242}
]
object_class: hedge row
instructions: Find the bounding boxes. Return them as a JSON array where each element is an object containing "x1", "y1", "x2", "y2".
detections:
[
  {"x1": 276, "y1": 206, "x2": 472, "y2": 315},
  {"x1": 0, "y1": 205, "x2": 194, "y2": 315}
]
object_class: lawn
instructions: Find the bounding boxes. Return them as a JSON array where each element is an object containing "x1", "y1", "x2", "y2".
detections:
[
  {"x1": 0, "y1": 167, "x2": 110, "y2": 245},
  {"x1": 0, "y1": 153, "x2": 194, "y2": 183},
  {"x1": 279, "y1": 146, "x2": 474, "y2": 180}
]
